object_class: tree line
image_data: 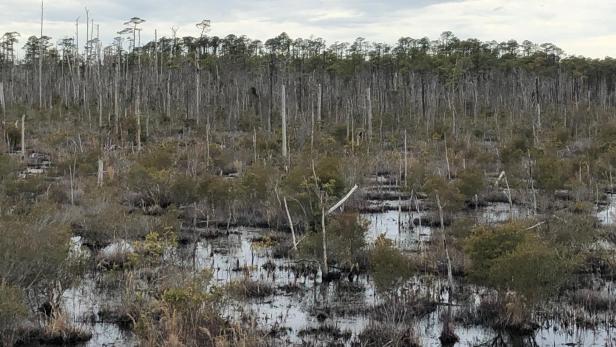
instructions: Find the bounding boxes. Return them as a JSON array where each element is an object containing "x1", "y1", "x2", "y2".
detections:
[{"x1": 1, "y1": 27, "x2": 615, "y2": 147}]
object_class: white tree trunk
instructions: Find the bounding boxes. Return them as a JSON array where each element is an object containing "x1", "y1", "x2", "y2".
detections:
[
  {"x1": 281, "y1": 84, "x2": 287, "y2": 158},
  {"x1": 317, "y1": 83, "x2": 322, "y2": 123},
  {"x1": 283, "y1": 197, "x2": 297, "y2": 251},
  {"x1": 21, "y1": 114, "x2": 25, "y2": 159},
  {"x1": 366, "y1": 87, "x2": 372, "y2": 140},
  {"x1": 97, "y1": 159, "x2": 104, "y2": 187}
]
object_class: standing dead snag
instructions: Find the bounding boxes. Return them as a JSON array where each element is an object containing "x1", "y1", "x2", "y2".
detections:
[
  {"x1": 0, "y1": 83, "x2": 4, "y2": 147},
  {"x1": 21, "y1": 114, "x2": 25, "y2": 160},
  {"x1": 496, "y1": 171, "x2": 514, "y2": 220},
  {"x1": 436, "y1": 193, "x2": 459, "y2": 345},
  {"x1": 0, "y1": 82, "x2": 5, "y2": 121},
  {"x1": 317, "y1": 83, "x2": 322, "y2": 124},
  {"x1": 366, "y1": 87, "x2": 372, "y2": 141},
  {"x1": 39, "y1": 0, "x2": 44, "y2": 109},
  {"x1": 281, "y1": 84, "x2": 287, "y2": 159},
  {"x1": 404, "y1": 129, "x2": 408, "y2": 187},
  {"x1": 136, "y1": 112, "x2": 142, "y2": 152},
  {"x1": 310, "y1": 159, "x2": 359, "y2": 278},
  {"x1": 283, "y1": 197, "x2": 297, "y2": 251},
  {"x1": 311, "y1": 160, "x2": 328, "y2": 275},
  {"x1": 97, "y1": 159, "x2": 104, "y2": 187}
]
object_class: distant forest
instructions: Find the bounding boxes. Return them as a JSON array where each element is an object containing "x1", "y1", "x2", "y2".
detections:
[{"x1": 1, "y1": 29, "x2": 615, "y2": 139}]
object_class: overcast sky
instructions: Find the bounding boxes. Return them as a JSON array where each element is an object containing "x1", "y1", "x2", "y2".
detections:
[{"x1": 0, "y1": 0, "x2": 614, "y2": 58}]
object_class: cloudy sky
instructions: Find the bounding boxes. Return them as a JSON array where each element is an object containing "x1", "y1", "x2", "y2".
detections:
[{"x1": 0, "y1": 0, "x2": 614, "y2": 58}]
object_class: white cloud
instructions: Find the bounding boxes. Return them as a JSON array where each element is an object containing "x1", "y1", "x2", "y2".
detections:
[{"x1": 0, "y1": 0, "x2": 613, "y2": 58}]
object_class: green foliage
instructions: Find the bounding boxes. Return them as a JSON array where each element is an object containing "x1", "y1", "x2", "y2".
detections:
[
  {"x1": 138, "y1": 145, "x2": 175, "y2": 171},
  {"x1": 241, "y1": 163, "x2": 276, "y2": 202},
  {"x1": 198, "y1": 174, "x2": 240, "y2": 207},
  {"x1": 455, "y1": 168, "x2": 485, "y2": 200},
  {"x1": 5, "y1": 126, "x2": 21, "y2": 151},
  {"x1": 132, "y1": 226, "x2": 178, "y2": 265},
  {"x1": 161, "y1": 271, "x2": 214, "y2": 310},
  {"x1": 487, "y1": 241, "x2": 576, "y2": 301},
  {"x1": 169, "y1": 174, "x2": 201, "y2": 205},
  {"x1": 534, "y1": 153, "x2": 572, "y2": 192},
  {"x1": 500, "y1": 133, "x2": 531, "y2": 165},
  {"x1": 314, "y1": 156, "x2": 346, "y2": 197},
  {"x1": 53, "y1": 149, "x2": 100, "y2": 177},
  {"x1": 3, "y1": 175, "x2": 47, "y2": 203},
  {"x1": 77, "y1": 200, "x2": 151, "y2": 247},
  {"x1": 299, "y1": 213, "x2": 367, "y2": 268},
  {"x1": 0, "y1": 154, "x2": 21, "y2": 180},
  {"x1": 465, "y1": 223, "x2": 578, "y2": 302},
  {"x1": 541, "y1": 212, "x2": 595, "y2": 250},
  {"x1": 465, "y1": 223, "x2": 531, "y2": 283},
  {"x1": 369, "y1": 236, "x2": 415, "y2": 292},
  {"x1": 330, "y1": 124, "x2": 348, "y2": 145},
  {"x1": 423, "y1": 175, "x2": 463, "y2": 210}
]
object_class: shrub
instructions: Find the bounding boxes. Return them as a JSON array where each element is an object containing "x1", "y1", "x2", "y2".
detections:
[
  {"x1": 0, "y1": 206, "x2": 70, "y2": 288},
  {"x1": 488, "y1": 240, "x2": 576, "y2": 301},
  {"x1": 0, "y1": 284, "x2": 28, "y2": 346},
  {"x1": 534, "y1": 153, "x2": 572, "y2": 192},
  {"x1": 299, "y1": 213, "x2": 367, "y2": 270},
  {"x1": 369, "y1": 235, "x2": 415, "y2": 292},
  {"x1": 423, "y1": 175, "x2": 463, "y2": 211},
  {"x1": 465, "y1": 224, "x2": 529, "y2": 282},
  {"x1": 314, "y1": 156, "x2": 346, "y2": 197},
  {"x1": 226, "y1": 278, "x2": 275, "y2": 299},
  {"x1": 465, "y1": 223, "x2": 578, "y2": 302},
  {"x1": 455, "y1": 168, "x2": 485, "y2": 200}
]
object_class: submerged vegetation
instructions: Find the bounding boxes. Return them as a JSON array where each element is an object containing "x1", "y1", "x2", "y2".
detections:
[{"x1": 0, "y1": 11, "x2": 615, "y2": 346}]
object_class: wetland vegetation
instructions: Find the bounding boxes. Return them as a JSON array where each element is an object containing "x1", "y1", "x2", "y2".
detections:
[{"x1": 1, "y1": 13, "x2": 616, "y2": 347}]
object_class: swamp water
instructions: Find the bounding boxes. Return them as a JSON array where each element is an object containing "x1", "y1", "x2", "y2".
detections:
[{"x1": 62, "y1": 194, "x2": 614, "y2": 346}]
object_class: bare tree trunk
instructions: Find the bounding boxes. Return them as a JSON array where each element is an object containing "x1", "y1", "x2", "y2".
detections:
[
  {"x1": 0, "y1": 83, "x2": 5, "y2": 148},
  {"x1": 310, "y1": 100, "x2": 314, "y2": 152},
  {"x1": 21, "y1": 114, "x2": 25, "y2": 159},
  {"x1": 404, "y1": 129, "x2": 408, "y2": 186},
  {"x1": 366, "y1": 87, "x2": 372, "y2": 140},
  {"x1": 436, "y1": 192, "x2": 458, "y2": 344},
  {"x1": 97, "y1": 159, "x2": 104, "y2": 187},
  {"x1": 69, "y1": 159, "x2": 75, "y2": 205},
  {"x1": 321, "y1": 204, "x2": 327, "y2": 274},
  {"x1": 317, "y1": 83, "x2": 322, "y2": 123},
  {"x1": 283, "y1": 197, "x2": 297, "y2": 251},
  {"x1": 253, "y1": 127, "x2": 257, "y2": 162},
  {"x1": 0, "y1": 82, "x2": 5, "y2": 121},
  {"x1": 281, "y1": 84, "x2": 287, "y2": 158},
  {"x1": 326, "y1": 184, "x2": 359, "y2": 215},
  {"x1": 445, "y1": 138, "x2": 451, "y2": 180},
  {"x1": 39, "y1": 0, "x2": 44, "y2": 109},
  {"x1": 136, "y1": 112, "x2": 142, "y2": 152}
]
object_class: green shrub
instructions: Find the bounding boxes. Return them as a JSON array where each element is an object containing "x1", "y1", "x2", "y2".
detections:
[
  {"x1": 535, "y1": 153, "x2": 570, "y2": 192},
  {"x1": 464, "y1": 223, "x2": 530, "y2": 283},
  {"x1": 299, "y1": 213, "x2": 367, "y2": 269},
  {"x1": 465, "y1": 223, "x2": 578, "y2": 302},
  {"x1": 314, "y1": 156, "x2": 346, "y2": 197},
  {"x1": 488, "y1": 241, "x2": 576, "y2": 301},
  {"x1": 455, "y1": 168, "x2": 485, "y2": 200},
  {"x1": 241, "y1": 163, "x2": 276, "y2": 202},
  {"x1": 423, "y1": 175, "x2": 463, "y2": 211},
  {"x1": 369, "y1": 236, "x2": 415, "y2": 292}
]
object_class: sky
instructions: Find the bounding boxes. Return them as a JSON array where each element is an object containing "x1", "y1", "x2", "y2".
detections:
[{"x1": 0, "y1": 0, "x2": 614, "y2": 58}]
